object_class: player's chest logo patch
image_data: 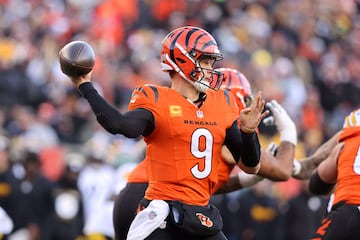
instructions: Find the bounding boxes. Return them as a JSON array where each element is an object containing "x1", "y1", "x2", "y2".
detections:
[{"x1": 196, "y1": 110, "x2": 203, "y2": 119}]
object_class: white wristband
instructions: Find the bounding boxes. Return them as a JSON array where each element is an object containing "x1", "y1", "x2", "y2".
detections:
[
  {"x1": 237, "y1": 171, "x2": 264, "y2": 188},
  {"x1": 292, "y1": 159, "x2": 302, "y2": 176},
  {"x1": 279, "y1": 125, "x2": 297, "y2": 146}
]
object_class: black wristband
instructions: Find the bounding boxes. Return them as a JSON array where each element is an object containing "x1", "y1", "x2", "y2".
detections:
[
  {"x1": 240, "y1": 130, "x2": 258, "y2": 143},
  {"x1": 240, "y1": 131, "x2": 261, "y2": 167}
]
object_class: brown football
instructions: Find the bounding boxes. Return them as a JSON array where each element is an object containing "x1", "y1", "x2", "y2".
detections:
[{"x1": 59, "y1": 40, "x2": 95, "y2": 77}]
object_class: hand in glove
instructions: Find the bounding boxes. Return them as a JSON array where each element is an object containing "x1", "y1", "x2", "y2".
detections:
[{"x1": 264, "y1": 100, "x2": 297, "y2": 145}]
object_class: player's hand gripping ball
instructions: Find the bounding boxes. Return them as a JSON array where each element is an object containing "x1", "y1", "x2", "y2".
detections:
[{"x1": 59, "y1": 40, "x2": 95, "y2": 77}]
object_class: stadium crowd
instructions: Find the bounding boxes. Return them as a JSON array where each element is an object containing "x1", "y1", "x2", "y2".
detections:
[{"x1": 0, "y1": 0, "x2": 359, "y2": 239}]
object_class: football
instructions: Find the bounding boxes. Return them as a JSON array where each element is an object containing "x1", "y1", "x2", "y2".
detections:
[{"x1": 59, "y1": 40, "x2": 95, "y2": 77}]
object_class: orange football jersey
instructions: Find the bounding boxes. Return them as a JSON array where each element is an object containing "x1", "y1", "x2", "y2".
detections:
[
  {"x1": 211, "y1": 159, "x2": 234, "y2": 194},
  {"x1": 127, "y1": 159, "x2": 148, "y2": 183},
  {"x1": 333, "y1": 126, "x2": 360, "y2": 205},
  {"x1": 127, "y1": 148, "x2": 236, "y2": 194},
  {"x1": 128, "y1": 84, "x2": 239, "y2": 205},
  {"x1": 127, "y1": 151, "x2": 235, "y2": 194}
]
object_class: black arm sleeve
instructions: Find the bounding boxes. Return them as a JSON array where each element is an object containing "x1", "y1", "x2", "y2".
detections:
[
  {"x1": 78, "y1": 82, "x2": 155, "y2": 138},
  {"x1": 309, "y1": 170, "x2": 335, "y2": 195},
  {"x1": 224, "y1": 120, "x2": 261, "y2": 166}
]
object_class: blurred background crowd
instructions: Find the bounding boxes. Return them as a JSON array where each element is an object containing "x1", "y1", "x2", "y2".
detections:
[{"x1": 0, "y1": 0, "x2": 359, "y2": 239}]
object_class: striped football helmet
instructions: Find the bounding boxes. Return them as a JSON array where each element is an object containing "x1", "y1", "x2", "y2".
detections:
[
  {"x1": 218, "y1": 68, "x2": 253, "y2": 110},
  {"x1": 161, "y1": 26, "x2": 224, "y2": 92}
]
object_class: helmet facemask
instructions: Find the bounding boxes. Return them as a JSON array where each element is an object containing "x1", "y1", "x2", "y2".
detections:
[{"x1": 188, "y1": 54, "x2": 224, "y2": 92}]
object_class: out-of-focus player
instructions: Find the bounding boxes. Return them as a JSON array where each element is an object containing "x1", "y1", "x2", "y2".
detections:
[
  {"x1": 213, "y1": 68, "x2": 296, "y2": 194},
  {"x1": 307, "y1": 108, "x2": 360, "y2": 239}
]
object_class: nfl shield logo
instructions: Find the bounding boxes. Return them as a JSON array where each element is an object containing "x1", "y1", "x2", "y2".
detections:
[{"x1": 196, "y1": 110, "x2": 204, "y2": 119}]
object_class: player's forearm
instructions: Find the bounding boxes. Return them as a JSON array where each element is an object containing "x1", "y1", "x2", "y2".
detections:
[
  {"x1": 293, "y1": 155, "x2": 329, "y2": 180},
  {"x1": 214, "y1": 171, "x2": 263, "y2": 194},
  {"x1": 258, "y1": 142, "x2": 294, "y2": 181},
  {"x1": 214, "y1": 175, "x2": 242, "y2": 194},
  {"x1": 293, "y1": 131, "x2": 340, "y2": 179},
  {"x1": 310, "y1": 132, "x2": 340, "y2": 166},
  {"x1": 78, "y1": 82, "x2": 153, "y2": 137},
  {"x1": 238, "y1": 130, "x2": 261, "y2": 173},
  {"x1": 224, "y1": 122, "x2": 261, "y2": 172}
]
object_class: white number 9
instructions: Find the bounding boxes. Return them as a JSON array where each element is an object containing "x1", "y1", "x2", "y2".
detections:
[{"x1": 190, "y1": 128, "x2": 213, "y2": 179}]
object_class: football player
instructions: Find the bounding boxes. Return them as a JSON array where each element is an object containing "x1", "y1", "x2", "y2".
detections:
[
  {"x1": 212, "y1": 68, "x2": 297, "y2": 194},
  {"x1": 292, "y1": 131, "x2": 340, "y2": 180},
  {"x1": 308, "y1": 108, "x2": 360, "y2": 239},
  {"x1": 67, "y1": 26, "x2": 267, "y2": 240},
  {"x1": 112, "y1": 67, "x2": 297, "y2": 240}
]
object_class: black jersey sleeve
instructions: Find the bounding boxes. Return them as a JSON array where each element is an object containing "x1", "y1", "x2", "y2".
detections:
[
  {"x1": 79, "y1": 82, "x2": 155, "y2": 138},
  {"x1": 224, "y1": 120, "x2": 261, "y2": 166}
]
